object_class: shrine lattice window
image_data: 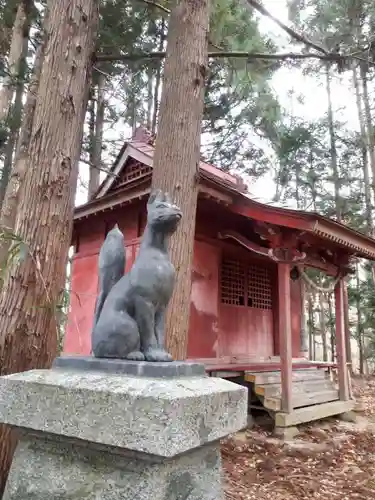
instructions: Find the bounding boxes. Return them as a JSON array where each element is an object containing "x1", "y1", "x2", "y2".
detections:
[
  {"x1": 220, "y1": 258, "x2": 272, "y2": 310},
  {"x1": 221, "y1": 259, "x2": 246, "y2": 306},
  {"x1": 247, "y1": 264, "x2": 272, "y2": 310},
  {"x1": 111, "y1": 161, "x2": 152, "y2": 191}
]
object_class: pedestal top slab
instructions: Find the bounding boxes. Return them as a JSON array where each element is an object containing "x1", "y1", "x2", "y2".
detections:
[
  {"x1": 53, "y1": 355, "x2": 206, "y2": 378},
  {"x1": 0, "y1": 367, "x2": 247, "y2": 458}
]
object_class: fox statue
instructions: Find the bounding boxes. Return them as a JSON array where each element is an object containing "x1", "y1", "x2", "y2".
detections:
[{"x1": 92, "y1": 189, "x2": 182, "y2": 362}]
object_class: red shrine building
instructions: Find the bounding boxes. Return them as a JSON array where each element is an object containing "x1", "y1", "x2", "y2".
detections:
[{"x1": 64, "y1": 129, "x2": 375, "y2": 431}]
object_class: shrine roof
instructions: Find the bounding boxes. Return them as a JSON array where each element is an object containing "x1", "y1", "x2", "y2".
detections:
[
  {"x1": 93, "y1": 139, "x2": 248, "y2": 199},
  {"x1": 75, "y1": 138, "x2": 375, "y2": 261}
]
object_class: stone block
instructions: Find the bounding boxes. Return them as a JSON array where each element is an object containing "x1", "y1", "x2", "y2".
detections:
[
  {"x1": 274, "y1": 426, "x2": 300, "y2": 440},
  {"x1": 338, "y1": 410, "x2": 357, "y2": 423},
  {"x1": 0, "y1": 364, "x2": 248, "y2": 499},
  {"x1": 0, "y1": 367, "x2": 247, "y2": 457},
  {"x1": 53, "y1": 355, "x2": 206, "y2": 378},
  {"x1": 3, "y1": 433, "x2": 222, "y2": 500}
]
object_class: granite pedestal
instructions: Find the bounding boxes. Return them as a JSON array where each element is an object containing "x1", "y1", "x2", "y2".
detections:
[{"x1": 0, "y1": 355, "x2": 248, "y2": 500}]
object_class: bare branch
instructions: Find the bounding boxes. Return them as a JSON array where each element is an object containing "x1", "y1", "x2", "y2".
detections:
[
  {"x1": 80, "y1": 158, "x2": 117, "y2": 177},
  {"x1": 244, "y1": 0, "x2": 374, "y2": 68},
  {"x1": 245, "y1": 0, "x2": 329, "y2": 55},
  {"x1": 95, "y1": 51, "x2": 348, "y2": 63},
  {"x1": 140, "y1": 0, "x2": 170, "y2": 14}
]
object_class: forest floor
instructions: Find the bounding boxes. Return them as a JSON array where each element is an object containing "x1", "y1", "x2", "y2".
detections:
[{"x1": 222, "y1": 377, "x2": 375, "y2": 500}]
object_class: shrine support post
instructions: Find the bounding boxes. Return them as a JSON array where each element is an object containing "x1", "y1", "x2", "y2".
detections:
[{"x1": 278, "y1": 262, "x2": 293, "y2": 413}]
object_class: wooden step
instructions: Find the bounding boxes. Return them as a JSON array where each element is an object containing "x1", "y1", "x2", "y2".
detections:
[
  {"x1": 275, "y1": 399, "x2": 355, "y2": 427},
  {"x1": 255, "y1": 378, "x2": 336, "y2": 398},
  {"x1": 245, "y1": 368, "x2": 328, "y2": 385},
  {"x1": 263, "y1": 389, "x2": 339, "y2": 412}
]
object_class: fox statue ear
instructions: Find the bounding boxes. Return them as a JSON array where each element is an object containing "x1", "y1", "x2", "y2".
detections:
[{"x1": 148, "y1": 189, "x2": 162, "y2": 206}]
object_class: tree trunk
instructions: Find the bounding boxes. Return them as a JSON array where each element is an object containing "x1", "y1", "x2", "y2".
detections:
[
  {"x1": 147, "y1": 66, "x2": 154, "y2": 131},
  {"x1": 0, "y1": 25, "x2": 29, "y2": 207},
  {"x1": 325, "y1": 64, "x2": 341, "y2": 221},
  {"x1": 343, "y1": 279, "x2": 353, "y2": 373},
  {"x1": 150, "y1": 0, "x2": 209, "y2": 359},
  {"x1": 88, "y1": 72, "x2": 105, "y2": 198},
  {"x1": 151, "y1": 18, "x2": 166, "y2": 135},
  {"x1": 0, "y1": 31, "x2": 45, "y2": 269},
  {"x1": 0, "y1": 0, "x2": 17, "y2": 59},
  {"x1": 0, "y1": 1, "x2": 30, "y2": 129},
  {"x1": 360, "y1": 63, "x2": 375, "y2": 199},
  {"x1": 88, "y1": 87, "x2": 95, "y2": 167},
  {"x1": 319, "y1": 290, "x2": 328, "y2": 362},
  {"x1": 353, "y1": 64, "x2": 373, "y2": 234},
  {"x1": 0, "y1": 0, "x2": 99, "y2": 493},
  {"x1": 328, "y1": 293, "x2": 335, "y2": 362}
]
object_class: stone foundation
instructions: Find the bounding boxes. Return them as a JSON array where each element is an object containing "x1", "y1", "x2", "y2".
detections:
[
  {"x1": 4, "y1": 433, "x2": 222, "y2": 500},
  {"x1": 0, "y1": 357, "x2": 248, "y2": 499}
]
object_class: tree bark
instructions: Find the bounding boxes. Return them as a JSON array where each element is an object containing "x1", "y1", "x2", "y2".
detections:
[
  {"x1": 0, "y1": 1, "x2": 30, "y2": 129},
  {"x1": 0, "y1": 0, "x2": 99, "y2": 493},
  {"x1": 0, "y1": 23, "x2": 29, "y2": 207},
  {"x1": 88, "y1": 87, "x2": 95, "y2": 167},
  {"x1": 150, "y1": 0, "x2": 209, "y2": 359},
  {"x1": 0, "y1": 31, "x2": 45, "y2": 269},
  {"x1": 151, "y1": 18, "x2": 166, "y2": 135},
  {"x1": 325, "y1": 64, "x2": 341, "y2": 221},
  {"x1": 88, "y1": 72, "x2": 105, "y2": 198}
]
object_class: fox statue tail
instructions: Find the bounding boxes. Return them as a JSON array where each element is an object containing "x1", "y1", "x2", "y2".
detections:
[{"x1": 92, "y1": 224, "x2": 125, "y2": 328}]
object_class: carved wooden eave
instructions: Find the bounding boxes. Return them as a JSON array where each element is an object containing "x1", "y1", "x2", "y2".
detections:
[
  {"x1": 218, "y1": 230, "x2": 307, "y2": 263},
  {"x1": 232, "y1": 197, "x2": 375, "y2": 262},
  {"x1": 218, "y1": 230, "x2": 357, "y2": 277}
]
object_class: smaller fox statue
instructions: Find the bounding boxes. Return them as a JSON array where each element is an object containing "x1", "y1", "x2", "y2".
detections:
[{"x1": 92, "y1": 189, "x2": 182, "y2": 362}]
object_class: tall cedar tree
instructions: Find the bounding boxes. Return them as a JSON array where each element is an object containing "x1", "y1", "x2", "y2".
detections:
[
  {"x1": 0, "y1": 0, "x2": 99, "y2": 493},
  {"x1": 0, "y1": 34, "x2": 45, "y2": 268},
  {"x1": 151, "y1": 0, "x2": 209, "y2": 359},
  {"x1": 0, "y1": 1, "x2": 29, "y2": 126}
]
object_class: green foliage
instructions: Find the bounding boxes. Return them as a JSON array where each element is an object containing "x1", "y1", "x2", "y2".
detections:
[
  {"x1": 202, "y1": 0, "x2": 281, "y2": 173},
  {"x1": 83, "y1": 0, "x2": 282, "y2": 174}
]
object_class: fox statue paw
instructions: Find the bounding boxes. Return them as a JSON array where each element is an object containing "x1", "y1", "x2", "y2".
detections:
[
  {"x1": 126, "y1": 351, "x2": 145, "y2": 361},
  {"x1": 144, "y1": 348, "x2": 173, "y2": 362}
]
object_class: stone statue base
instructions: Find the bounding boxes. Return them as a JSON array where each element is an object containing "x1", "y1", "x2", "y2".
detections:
[
  {"x1": 53, "y1": 354, "x2": 206, "y2": 377},
  {"x1": 0, "y1": 357, "x2": 247, "y2": 499}
]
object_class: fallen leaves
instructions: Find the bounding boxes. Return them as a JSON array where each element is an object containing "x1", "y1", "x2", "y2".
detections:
[{"x1": 222, "y1": 377, "x2": 375, "y2": 500}]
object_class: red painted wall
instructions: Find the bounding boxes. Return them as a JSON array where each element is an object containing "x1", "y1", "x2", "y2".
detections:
[
  {"x1": 65, "y1": 252, "x2": 98, "y2": 355},
  {"x1": 187, "y1": 240, "x2": 221, "y2": 358},
  {"x1": 220, "y1": 307, "x2": 274, "y2": 359}
]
